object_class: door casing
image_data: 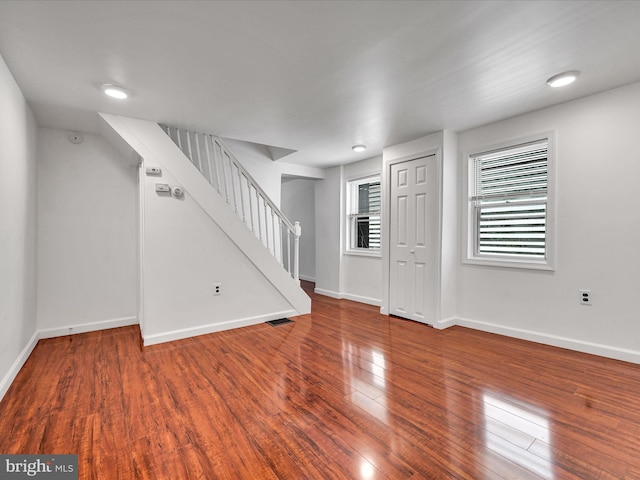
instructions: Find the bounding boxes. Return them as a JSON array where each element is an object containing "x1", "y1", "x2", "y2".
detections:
[{"x1": 381, "y1": 147, "x2": 442, "y2": 324}]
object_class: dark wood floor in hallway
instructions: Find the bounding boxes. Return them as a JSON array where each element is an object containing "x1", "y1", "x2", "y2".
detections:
[{"x1": 2, "y1": 282, "x2": 640, "y2": 479}]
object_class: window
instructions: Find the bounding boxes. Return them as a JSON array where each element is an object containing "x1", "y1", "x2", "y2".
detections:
[
  {"x1": 347, "y1": 176, "x2": 381, "y2": 254},
  {"x1": 467, "y1": 136, "x2": 553, "y2": 268}
]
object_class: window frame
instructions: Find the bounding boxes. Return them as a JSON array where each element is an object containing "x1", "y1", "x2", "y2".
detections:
[
  {"x1": 345, "y1": 174, "x2": 382, "y2": 257},
  {"x1": 463, "y1": 132, "x2": 555, "y2": 271}
]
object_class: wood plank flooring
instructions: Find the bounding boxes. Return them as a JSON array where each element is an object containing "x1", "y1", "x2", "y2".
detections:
[{"x1": 2, "y1": 281, "x2": 640, "y2": 479}]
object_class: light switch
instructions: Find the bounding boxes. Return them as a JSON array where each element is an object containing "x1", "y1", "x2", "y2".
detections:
[{"x1": 155, "y1": 183, "x2": 170, "y2": 193}]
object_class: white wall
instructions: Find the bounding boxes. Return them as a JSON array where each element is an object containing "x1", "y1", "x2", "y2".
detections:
[
  {"x1": 222, "y1": 138, "x2": 284, "y2": 207},
  {"x1": 281, "y1": 178, "x2": 316, "y2": 281},
  {"x1": 314, "y1": 157, "x2": 383, "y2": 305},
  {"x1": 222, "y1": 137, "x2": 324, "y2": 209},
  {"x1": 141, "y1": 157, "x2": 296, "y2": 343},
  {"x1": 0, "y1": 54, "x2": 38, "y2": 398},
  {"x1": 456, "y1": 82, "x2": 640, "y2": 362},
  {"x1": 314, "y1": 166, "x2": 343, "y2": 296},
  {"x1": 342, "y1": 156, "x2": 383, "y2": 305},
  {"x1": 440, "y1": 130, "x2": 458, "y2": 322},
  {"x1": 37, "y1": 128, "x2": 137, "y2": 334}
]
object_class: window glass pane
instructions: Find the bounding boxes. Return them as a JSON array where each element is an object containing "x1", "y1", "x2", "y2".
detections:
[
  {"x1": 473, "y1": 140, "x2": 548, "y2": 201},
  {"x1": 358, "y1": 184, "x2": 370, "y2": 214},
  {"x1": 478, "y1": 202, "x2": 546, "y2": 257},
  {"x1": 356, "y1": 216, "x2": 370, "y2": 248},
  {"x1": 356, "y1": 182, "x2": 381, "y2": 214},
  {"x1": 470, "y1": 139, "x2": 549, "y2": 260},
  {"x1": 347, "y1": 178, "x2": 381, "y2": 251}
]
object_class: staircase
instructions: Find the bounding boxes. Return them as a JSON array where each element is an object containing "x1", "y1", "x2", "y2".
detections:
[
  {"x1": 99, "y1": 113, "x2": 311, "y2": 345},
  {"x1": 161, "y1": 125, "x2": 301, "y2": 281}
]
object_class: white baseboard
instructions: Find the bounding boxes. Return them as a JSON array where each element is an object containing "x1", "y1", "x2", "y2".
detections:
[
  {"x1": 299, "y1": 274, "x2": 316, "y2": 283},
  {"x1": 341, "y1": 293, "x2": 381, "y2": 307},
  {"x1": 314, "y1": 288, "x2": 341, "y2": 299},
  {"x1": 0, "y1": 331, "x2": 39, "y2": 402},
  {"x1": 434, "y1": 317, "x2": 457, "y2": 330},
  {"x1": 38, "y1": 316, "x2": 138, "y2": 339},
  {"x1": 456, "y1": 317, "x2": 640, "y2": 365},
  {"x1": 142, "y1": 310, "x2": 297, "y2": 346},
  {"x1": 313, "y1": 288, "x2": 381, "y2": 307}
]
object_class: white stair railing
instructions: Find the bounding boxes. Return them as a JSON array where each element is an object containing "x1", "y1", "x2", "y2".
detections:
[{"x1": 161, "y1": 125, "x2": 301, "y2": 281}]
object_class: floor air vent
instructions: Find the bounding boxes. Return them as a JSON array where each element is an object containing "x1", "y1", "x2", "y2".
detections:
[{"x1": 266, "y1": 318, "x2": 293, "y2": 326}]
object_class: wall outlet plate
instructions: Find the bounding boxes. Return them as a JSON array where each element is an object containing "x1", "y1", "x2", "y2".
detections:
[
  {"x1": 146, "y1": 166, "x2": 162, "y2": 176},
  {"x1": 155, "y1": 183, "x2": 170, "y2": 193},
  {"x1": 579, "y1": 289, "x2": 592, "y2": 306}
]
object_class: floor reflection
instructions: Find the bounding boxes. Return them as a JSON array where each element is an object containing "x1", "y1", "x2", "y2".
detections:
[
  {"x1": 482, "y1": 392, "x2": 554, "y2": 479},
  {"x1": 359, "y1": 459, "x2": 375, "y2": 479},
  {"x1": 370, "y1": 351, "x2": 386, "y2": 389},
  {"x1": 342, "y1": 340, "x2": 389, "y2": 424}
]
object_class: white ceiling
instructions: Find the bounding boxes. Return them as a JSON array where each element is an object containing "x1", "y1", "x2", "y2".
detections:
[{"x1": 1, "y1": 0, "x2": 639, "y2": 167}]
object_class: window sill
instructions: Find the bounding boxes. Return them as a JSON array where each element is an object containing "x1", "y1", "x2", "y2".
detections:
[
  {"x1": 463, "y1": 256, "x2": 554, "y2": 272},
  {"x1": 344, "y1": 249, "x2": 382, "y2": 258}
]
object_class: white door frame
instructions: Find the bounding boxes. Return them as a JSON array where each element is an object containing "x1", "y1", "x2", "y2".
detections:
[
  {"x1": 381, "y1": 147, "x2": 442, "y2": 322},
  {"x1": 137, "y1": 158, "x2": 146, "y2": 335}
]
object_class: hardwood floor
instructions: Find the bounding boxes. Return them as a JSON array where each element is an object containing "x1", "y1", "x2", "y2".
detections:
[{"x1": 2, "y1": 281, "x2": 640, "y2": 479}]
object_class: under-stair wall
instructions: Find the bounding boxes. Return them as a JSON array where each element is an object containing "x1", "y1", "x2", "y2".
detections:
[{"x1": 99, "y1": 114, "x2": 310, "y2": 345}]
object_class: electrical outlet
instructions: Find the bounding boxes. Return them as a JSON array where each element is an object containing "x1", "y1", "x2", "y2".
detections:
[
  {"x1": 213, "y1": 283, "x2": 222, "y2": 296},
  {"x1": 579, "y1": 289, "x2": 591, "y2": 306}
]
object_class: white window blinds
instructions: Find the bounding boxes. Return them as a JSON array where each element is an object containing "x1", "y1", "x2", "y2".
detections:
[
  {"x1": 470, "y1": 139, "x2": 548, "y2": 259},
  {"x1": 348, "y1": 179, "x2": 381, "y2": 250}
]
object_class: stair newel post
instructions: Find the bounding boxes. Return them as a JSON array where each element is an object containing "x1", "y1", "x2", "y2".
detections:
[{"x1": 294, "y1": 221, "x2": 301, "y2": 282}]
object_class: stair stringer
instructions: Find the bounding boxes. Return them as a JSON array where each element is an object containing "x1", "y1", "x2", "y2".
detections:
[{"x1": 99, "y1": 113, "x2": 311, "y2": 332}]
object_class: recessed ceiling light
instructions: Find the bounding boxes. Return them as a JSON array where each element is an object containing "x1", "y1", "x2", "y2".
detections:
[
  {"x1": 101, "y1": 84, "x2": 131, "y2": 99},
  {"x1": 546, "y1": 71, "x2": 580, "y2": 88},
  {"x1": 352, "y1": 145, "x2": 366, "y2": 152}
]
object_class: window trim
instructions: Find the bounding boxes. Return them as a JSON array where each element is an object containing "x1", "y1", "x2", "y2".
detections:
[
  {"x1": 463, "y1": 132, "x2": 556, "y2": 271},
  {"x1": 345, "y1": 174, "x2": 382, "y2": 257}
]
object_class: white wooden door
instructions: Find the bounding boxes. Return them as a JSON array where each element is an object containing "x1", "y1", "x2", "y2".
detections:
[{"x1": 389, "y1": 155, "x2": 437, "y2": 324}]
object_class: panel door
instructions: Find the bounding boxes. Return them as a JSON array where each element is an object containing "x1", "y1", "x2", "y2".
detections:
[{"x1": 389, "y1": 155, "x2": 437, "y2": 324}]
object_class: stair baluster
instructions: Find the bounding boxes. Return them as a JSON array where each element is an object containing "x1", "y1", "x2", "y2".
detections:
[{"x1": 161, "y1": 125, "x2": 300, "y2": 281}]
